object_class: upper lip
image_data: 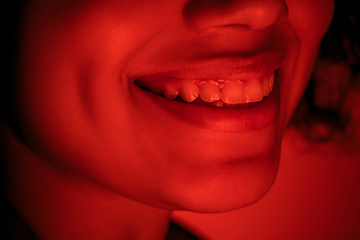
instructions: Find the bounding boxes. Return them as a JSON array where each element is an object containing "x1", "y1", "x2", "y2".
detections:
[{"x1": 130, "y1": 51, "x2": 285, "y2": 81}]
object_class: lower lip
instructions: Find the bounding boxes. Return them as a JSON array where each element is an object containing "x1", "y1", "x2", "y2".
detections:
[{"x1": 130, "y1": 78, "x2": 280, "y2": 133}]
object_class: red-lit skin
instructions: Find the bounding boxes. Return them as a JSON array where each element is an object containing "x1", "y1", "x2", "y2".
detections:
[
  {"x1": 172, "y1": 130, "x2": 360, "y2": 239},
  {"x1": 3, "y1": 0, "x2": 334, "y2": 239}
]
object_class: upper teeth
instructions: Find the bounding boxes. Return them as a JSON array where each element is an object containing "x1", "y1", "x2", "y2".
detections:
[
  {"x1": 220, "y1": 80, "x2": 244, "y2": 104},
  {"x1": 244, "y1": 78, "x2": 264, "y2": 103},
  {"x1": 137, "y1": 72, "x2": 275, "y2": 106},
  {"x1": 179, "y1": 80, "x2": 200, "y2": 103},
  {"x1": 163, "y1": 84, "x2": 179, "y2": 100},
  {"x1": 199, "y1": 81, "x2": 221, "y2": 102}
]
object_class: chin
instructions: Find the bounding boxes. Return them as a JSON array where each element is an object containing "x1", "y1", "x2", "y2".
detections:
[{"x1": 161, "y1": 148, "x2": 281, "y2": 213}]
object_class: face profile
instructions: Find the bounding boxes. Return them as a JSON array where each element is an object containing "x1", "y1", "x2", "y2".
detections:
[{"x1": 2, "y1": 0, "x2": 335, "y2": 239}]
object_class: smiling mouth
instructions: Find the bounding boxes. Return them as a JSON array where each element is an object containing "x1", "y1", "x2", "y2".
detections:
[
  {"x1": 135, "y1": 71, "x2": 275, "y2": 108},
  {"x1": 132, "y1": 51, "x2": 283, "y2": 109},
  {"x1": 129, "y1": 52, "x2": 283, "y2": 131}
]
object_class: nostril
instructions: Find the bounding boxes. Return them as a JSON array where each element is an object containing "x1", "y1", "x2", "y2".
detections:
[
  {"x1": 182, "y1": 0, "x2": 227, "y2": 29},
  {"x1": 183, "y1": 0, "x2": 288, "y2": 30}
]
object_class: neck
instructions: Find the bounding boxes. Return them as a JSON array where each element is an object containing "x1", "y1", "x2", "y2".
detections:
[{"x1": 2, "y1": 123, "x2": 171, "y2": 240}]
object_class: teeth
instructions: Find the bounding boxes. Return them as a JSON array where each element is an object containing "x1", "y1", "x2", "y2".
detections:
[
  {"x1": 244, "y1": 78, "x2": 264, "y2": 103},
  {"x1": 136, "y1": 71, "x2": 276, "y2": 107},
  {"x1": 209, "y1": 100, "x2": 224, "y2": 108},
  {"x1": 180, "y1": 80, "x2": 200, "y2": 103},
  {"x1": 163, "y1": 84, "x2": 179, "y2": 99},
  {"x1": 220, "y1": 81, "x2": 244, "y2": 104},
  {"x1": 268, "y1": 73, "x2": 274, "y2": 92},
  {"x1": 149, "y1": 87, "x2": 162, "y2": 96},
  {"x1": 262, "y1": 77, "x2": 270, "y2": 96},
  {"x1": 199, "y1": 81, "x2": 221, "y2": 102}
]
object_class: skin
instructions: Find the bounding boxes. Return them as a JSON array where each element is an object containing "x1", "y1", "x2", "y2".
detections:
[{"x1": 2, "y1": 0, "x2": 334, "y2": 239}]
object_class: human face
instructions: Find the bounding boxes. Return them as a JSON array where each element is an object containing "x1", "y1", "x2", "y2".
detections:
[{"x1": 15, "y1": 0, "x2": 334, "y2": 212}]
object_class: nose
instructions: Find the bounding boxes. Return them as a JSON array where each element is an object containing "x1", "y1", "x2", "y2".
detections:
[{"x1": 183, "y1": 0, "x2": 288, "y2": 30}]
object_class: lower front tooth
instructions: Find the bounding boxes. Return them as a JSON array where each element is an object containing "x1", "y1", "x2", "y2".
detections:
[
  {"x1": 209, "y1": 100, "x2": 224, "y2": 107},
  {"x1": 244, "y1": 78, "x2": 264, "y2": 103},
  {"x1": 180, "y1": 80, "x2": 200, "y2": 103},
  {"x1": 199, "y1": 81, "x2": 220, "y2": 102},
  {"x1": 220, "y1": 81, "x2": 244, "y2": 104}
]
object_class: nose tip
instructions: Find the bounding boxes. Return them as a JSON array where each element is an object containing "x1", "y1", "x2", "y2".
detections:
[{"x1": 183, "y1": 0, "x2": 288, "y2": 30}]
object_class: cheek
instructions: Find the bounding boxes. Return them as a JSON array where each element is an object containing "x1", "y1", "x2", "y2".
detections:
[
  {"x1": 278, "y1": 0, "x2": 334, "y2": 123},
  {"x1": 14, "y1": 1, "x2": 176, "y2": 184},
  {"x1": 286, "y1": 0, "x2": 334, "y2": 36}
]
